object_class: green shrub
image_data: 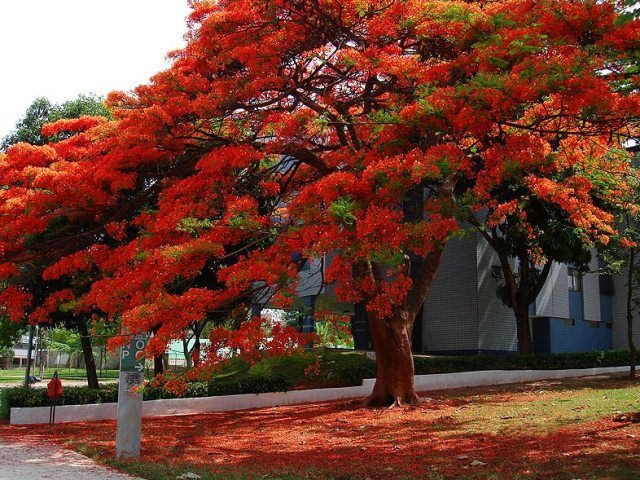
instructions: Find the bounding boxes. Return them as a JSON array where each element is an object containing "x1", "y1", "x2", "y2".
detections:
[
  {"x1": 142, "y1": 384, "x2": 178, "y2": 401},
  {"x1": 411, "y1": 350, "x2": 631, "y2": 375},
  {"x1": 0, "y1": 386, "x2": 47, "y2": 419},
  {"x1": 60, "y1": 383, "x2": 119, "y2": 406},
  {"x1": 248, "y1": 352, "x2": 315, "y2": 385},
  {"x1": 319, "y1": 351, "x2": 376, "y2": 386},
  {"x1": 0, "y1": 372, "x2": 294, "y2": 419},
  {"x1": 208, "y1": 373, "x2": 293, "y2": 396},
  {"x1": 0, "y1": 349, "x2": 632, "y2": 419},
  {"x1": 185, "y1": 381, "x2": 209, "y2": 398},
  {"x1": 0, "y1": 383, "x2": 119, "y2": 420}
]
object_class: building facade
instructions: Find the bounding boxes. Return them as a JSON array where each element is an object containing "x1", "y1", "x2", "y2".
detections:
[
  {"x1": 413, "y1": 232, "x2": 625, "y2": 354},
  {"x1": 299, "y1": 231, "x2": 637, "y2": 355},
  {"x1": 7, "y1": 334, "x2": 35, "y2": 368}
]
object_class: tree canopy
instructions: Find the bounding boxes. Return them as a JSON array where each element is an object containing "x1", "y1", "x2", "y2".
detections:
[
  {"x1": 0, "y1": 314, "x2": 23, "y2": 350},
  {"x1": 0, "y1": 0, "x2": 639, "y2": 405},
  {"x1": 1, "y1": 94, "x2": 111, "y2": 151}
]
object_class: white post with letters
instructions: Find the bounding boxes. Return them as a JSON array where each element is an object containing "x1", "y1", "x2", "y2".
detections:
[{"x1": 115, "y1": 334, "x2": 148, "y2": 459}]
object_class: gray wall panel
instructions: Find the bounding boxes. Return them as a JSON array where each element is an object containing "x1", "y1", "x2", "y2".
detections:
[
  {"x1": 535, "y1": 263, "x2": 570, "y2": 319},
  {"x1": 475, "y1": 239, "x2": 518, "y2": 352},
  {"x1": 611, "y1": 271, "x2": 640, "y2": 349},
  {"x1": 422, "y1": 233, "x2": 479, "y2": 352}
]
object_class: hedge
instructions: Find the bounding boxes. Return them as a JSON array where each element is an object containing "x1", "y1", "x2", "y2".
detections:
[
  {"x1": 0, "y1": 373, "x2": 292, "y2": 419},
  {"x1": 142, "y1": 373, "x2": 293, "y2": 401},
  {"x1": 0, "y1": 383, "x2": 119, "y2": 420},
  {"x1": 0, "y1": 349, "x2": 632, "y2": 419},
  {"x1": 412, "y1": 349, "x2": 632, "y2": 374}
]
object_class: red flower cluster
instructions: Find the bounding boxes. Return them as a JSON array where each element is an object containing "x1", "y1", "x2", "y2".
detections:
[{"x1": 0, "y1": 0, "x2": 637, "y2": 388}]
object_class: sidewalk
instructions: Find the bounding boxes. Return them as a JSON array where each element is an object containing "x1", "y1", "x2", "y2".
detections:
[{"x1": 0, "y1": 436, "x2": 140, "y2": 480}]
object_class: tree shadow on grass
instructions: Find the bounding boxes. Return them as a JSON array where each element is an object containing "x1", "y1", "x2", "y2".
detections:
[
  {"x1": 419, "y1": 374, "x2": 639, "y2": 400},
  {"x1": 127, "y1": 416, "x2": 640, "y2": 480},
  {"x1": 1, "y1": 375, "x2": 639, "y2": 480}
]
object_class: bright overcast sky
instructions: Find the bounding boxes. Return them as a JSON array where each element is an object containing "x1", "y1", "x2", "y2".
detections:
[{"x1": 0, "y1": 0, "x2": 191, "y2": 138}]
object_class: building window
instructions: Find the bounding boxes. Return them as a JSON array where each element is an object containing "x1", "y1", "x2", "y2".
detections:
[
  {"x1": 597, "y1": 255, "x2": 615, "y2": 295},
  {"x1": 599, "y1": 274, "x2": 614, "y2": 295},
  {"x1": 564, "y1": 318, "x2": 576, "y2": 327},
  {"x1": 568, "y1": 268, "x2": 582, "y2": 292},
  {"x1": 586, "y1": 320, "x2": 600, "y2": 329}
]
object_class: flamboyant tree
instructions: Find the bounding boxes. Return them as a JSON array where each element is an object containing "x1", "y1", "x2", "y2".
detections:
[
  {"x1": 0, "y1": 0, "x2": 639, "y2": 406},
  {"x1": 0, "y1": 95, "x2": 112, "y2": 387},
  {"x1": 464, "y1": 144, "x2": 635, "y2": 354},
  {"x1": 463, "y1": 0, "x2": 640, "y2": 355}
]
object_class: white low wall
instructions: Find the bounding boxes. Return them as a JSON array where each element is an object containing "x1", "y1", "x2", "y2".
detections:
[
  {"x1": 363, "y1": 366, "x2": 631, "y2": 391},
  {"x1": 9, "y1": 366, "x2": 629, "y2": 425},
  {"x1": 9, "y1": 385, "x2": 370, "y2": 425}
]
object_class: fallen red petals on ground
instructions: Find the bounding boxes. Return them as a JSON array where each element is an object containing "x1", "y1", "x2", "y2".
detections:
[{"x1": 1, "y1": 378, "x2": 639, "y2": 479}]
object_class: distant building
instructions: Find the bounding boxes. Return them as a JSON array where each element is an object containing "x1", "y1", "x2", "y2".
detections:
[{"x1": 8, "y1": 334, "x2": 35, "y2": 368}]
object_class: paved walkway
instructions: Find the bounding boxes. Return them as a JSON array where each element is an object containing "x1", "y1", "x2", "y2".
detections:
[{"x1": 0, "y1": 436, "x2": 140, "y2": 480}]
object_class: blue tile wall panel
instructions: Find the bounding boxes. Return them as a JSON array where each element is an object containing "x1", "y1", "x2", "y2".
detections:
[
  {"x1": 568, "y1": 290, "x2": 584, "y2": 323},
  {"x1": 533, "y1": 317, "x2": 612, "y2": 353},
  {"x1": 600, "y1": 295, "x2": 613, "y2": 324}
]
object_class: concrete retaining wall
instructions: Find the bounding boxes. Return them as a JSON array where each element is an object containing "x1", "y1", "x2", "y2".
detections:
[
  {"x1": 10, "y1": 385, "x2": 370, "y2": 425},
  {"x1": 10, "y1": 366, "x2": 630, "y2": 425}
]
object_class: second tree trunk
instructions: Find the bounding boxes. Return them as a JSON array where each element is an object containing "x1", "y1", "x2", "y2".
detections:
[{"x1": 77, "y1": 320, "x2": 99, "y2": 389}]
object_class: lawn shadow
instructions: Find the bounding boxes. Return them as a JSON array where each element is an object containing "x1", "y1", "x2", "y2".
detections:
[
  {"x1": 139, "y1": 415, "x2": 640, "y2": 479},
  {"x1": 2, "y1": 374, "x2": 639, "y2": 480}
]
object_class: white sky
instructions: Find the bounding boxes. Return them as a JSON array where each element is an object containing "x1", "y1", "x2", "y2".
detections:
[{"x1": 0, "y1": 0, "x2": 191, "y2": 138}]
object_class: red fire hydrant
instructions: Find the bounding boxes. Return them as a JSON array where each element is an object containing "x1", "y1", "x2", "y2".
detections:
[{"x1": 47, "y1": 370, "x2": 63, "y2": 424}]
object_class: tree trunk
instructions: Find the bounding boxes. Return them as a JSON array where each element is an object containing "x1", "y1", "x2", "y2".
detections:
[
  {"x1": 24, "y1": 326, "x2": 34, "y2": 386},
  {"x1": 150, "y1": 325, "x2": 165, "y2": 376},
  {"x1": 627, "y1": 249, "x2": 636, "y2": 379},
  {"x1": 356, "y1": 179, "x2": 455, "y2": 408},
  {"x1": 183, "y1": 338, "x2": 193, "y2": 369},
  {"x1": 154, "y1": 355, "x2": 164, "y2": 376},
  {"x1": 77, "y1": 320, "x2": 99, "y2": 389},
  {"x1": 515, "y1": 305, "x2": 533, "y2": 354},
  {"x1": 193, "y1": 333, "x2": 201, "y2": 367},
  {"x1": 362, "y1": 249, "x2": 445, "y2": 407},
  {"x1": 38, "y1": 328, "x2": 46, "y2": 380},
  {"x1": 365, "y1": 310, "x2": 419, "y2": 407}
]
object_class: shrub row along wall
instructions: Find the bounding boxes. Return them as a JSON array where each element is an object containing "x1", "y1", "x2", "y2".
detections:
[
  {"x1": 0, "y1": 374, "x2": 291, "y2": 420},
  {"x1": 9, "y1": 366, "x2": 631, "y2": 425},
  {"x1": 1, "y1": 349, "x2": 633, "y2": 419}
]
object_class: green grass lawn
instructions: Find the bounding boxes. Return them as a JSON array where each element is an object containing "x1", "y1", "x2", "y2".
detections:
[{"x1": 0, "y1": 367, "x2": 119, "y2": 382}]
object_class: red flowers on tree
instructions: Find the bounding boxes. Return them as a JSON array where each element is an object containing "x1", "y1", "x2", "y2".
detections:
[{"x1": 0, "y1": 0, "x2": 639, "y2": 405}]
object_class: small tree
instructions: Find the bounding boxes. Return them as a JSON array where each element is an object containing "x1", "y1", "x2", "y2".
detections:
[
  {"x1": 599, "y1": 148, "x2": 640, "y2": 379},
  {"x1": 46, "y1": 327, "x2": 82, "y2": 370},
  {"x1": 463, "y1": 146, "x2": 629, "y2": 354},
  {"x1": 0, "y1": 345, "x2": 13, "y2": 369},
  {"x1": 1, "y1": 94, "x2": 110, "y2": 150}
]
